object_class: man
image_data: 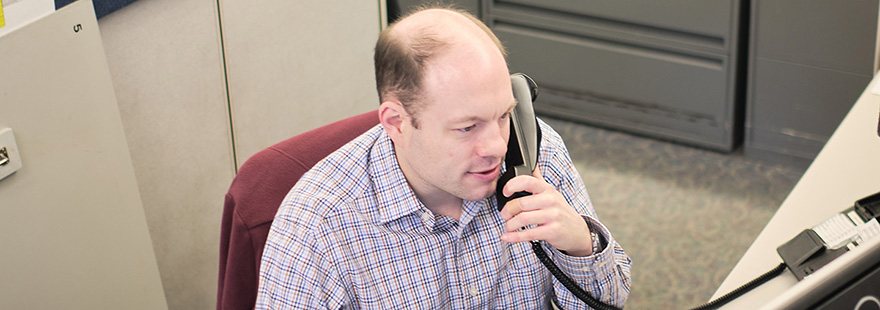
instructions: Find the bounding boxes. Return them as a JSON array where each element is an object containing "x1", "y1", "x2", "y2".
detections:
[{"x1": 256, "y1": 7, "x2": 631, "y2": 309}]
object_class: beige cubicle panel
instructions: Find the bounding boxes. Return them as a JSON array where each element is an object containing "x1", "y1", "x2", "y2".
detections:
[
  {"x1": 0, "y1": 1, "x2": 167, "y2": 308},
  {"x1": 219, "y1": 0, "x2": 382, "y2": 166},
  {"x1": 97, "y1": 0, "x2": 234, "y2": 308},
  {"x1": 96, "y1": 0, "x2": 384, "y2": 308}
]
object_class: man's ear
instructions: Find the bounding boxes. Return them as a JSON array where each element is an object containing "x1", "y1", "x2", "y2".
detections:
[{"x1": 379, "y1": 100, "x2": 406, "y2": 141}]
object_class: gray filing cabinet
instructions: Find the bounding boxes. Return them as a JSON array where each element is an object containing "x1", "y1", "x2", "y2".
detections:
[
  {"x1": 745, "y1": 0, "x2": 878, "y2": 167},
  {"x1": 389, "y1": 0, "x2": 744, "y2": 152},
  {"x1": 388, "y1": 1, "x2": 878, "y2": 161},
  {"x1": 486, "y1": 0, "x2": 746, "y2": 152},
  {"x1": 390, "y1": 0, "x2": 481, "y2": 20}
]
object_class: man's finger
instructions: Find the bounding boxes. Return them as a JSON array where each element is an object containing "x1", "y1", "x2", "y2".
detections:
[
  {"x1": 502, "y1": 175, "x2": 545, "y2": 197},
  {"x1": 503, "y1": 167, "x2": 550, "y2": 198},
  {"x1": 501, "y1": 225, "x2": 552, "y2": 243},
  {"x1": 504, "y1": 210, "x2": 547, "y2": 233},
  {"x1": 499, "y1": 198, "x2": 524, "y2": 221}
]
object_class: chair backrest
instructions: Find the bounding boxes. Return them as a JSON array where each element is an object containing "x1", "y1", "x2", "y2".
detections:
[{"x1": 217, "y1": 110, "x2": 379, "y2": 310}]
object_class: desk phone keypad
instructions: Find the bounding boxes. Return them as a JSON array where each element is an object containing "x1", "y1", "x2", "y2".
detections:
[
  {"x1": 813, "y1": 212, "x2": 880, "y2": 250},
  {"x1": 813, "y1": 213, "x2": 859, "y2": 250}
]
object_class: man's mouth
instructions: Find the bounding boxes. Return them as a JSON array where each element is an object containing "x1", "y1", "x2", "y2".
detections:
[{"x1": 468, "y1": 164, "x2": 501, "y2": 182}]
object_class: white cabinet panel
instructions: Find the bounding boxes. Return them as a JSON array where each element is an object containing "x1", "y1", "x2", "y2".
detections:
[{"x1": 0, "y1": 1, "x2": 167, "y2": 308}]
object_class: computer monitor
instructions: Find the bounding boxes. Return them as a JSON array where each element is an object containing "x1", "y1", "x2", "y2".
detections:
[{"x1": 762, "y1": 236, "x2": 880, "y2": 309}]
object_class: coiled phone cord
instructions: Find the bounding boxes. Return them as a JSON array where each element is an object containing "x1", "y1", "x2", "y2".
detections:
[
  {"x1": 688, "y1": 262, "x2": 787, "y2": 310},
  {"x1": 530, "y1": 240, "x2": 622, "y2": 310}
]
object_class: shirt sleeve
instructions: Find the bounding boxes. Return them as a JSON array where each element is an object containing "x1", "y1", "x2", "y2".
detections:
[
  {"x1": 255, "y1": 211, "x2": 348, "y2": 310},
  {"x1": 537, "y1": 120, "x2": 633, "y2": 309},
  {"x1": 548, "y1": 217, "x2": 632, "y2": 309}
]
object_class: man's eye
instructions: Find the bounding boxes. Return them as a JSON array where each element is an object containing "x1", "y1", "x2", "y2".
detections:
[
  {"x1": 459, "y1": 125, "x2": 476, "y2": 133},
  {"x1": 501, "y1": 112, "x2": 511, "y2": 120}
]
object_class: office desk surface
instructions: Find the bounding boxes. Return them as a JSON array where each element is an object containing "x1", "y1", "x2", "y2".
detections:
[{"x1": 712, "y1": 74, "x2": 880, "y2": 308}]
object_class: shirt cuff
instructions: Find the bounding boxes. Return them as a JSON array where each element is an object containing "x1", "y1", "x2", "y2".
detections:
[{"x1": 550, "y1": 216, "x2": 618, "y2": 282}]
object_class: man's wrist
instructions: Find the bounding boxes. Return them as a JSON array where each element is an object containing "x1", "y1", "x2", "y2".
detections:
[
  {"x1": 560, "y1": 230, "x2": 599, "y2": 257},
  {"x1": 590, "y1": 231, "x2": 602, "y2": 255},
  {"x1": 586, "y1": 218, "x2": 608, "y2": 256}
]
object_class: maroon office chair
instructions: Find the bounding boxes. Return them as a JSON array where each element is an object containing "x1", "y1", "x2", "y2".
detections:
[{"x1": 217, "y1": 110, "x2": 379, "y2": 310}]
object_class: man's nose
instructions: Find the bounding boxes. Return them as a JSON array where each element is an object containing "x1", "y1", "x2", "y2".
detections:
[{"x1": 477, "y1": 121, "x2": 509, "y2": 158}]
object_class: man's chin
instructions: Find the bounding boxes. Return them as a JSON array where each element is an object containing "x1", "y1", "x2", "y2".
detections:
[{"x1": 461, "y1": 182, "x2": 498, "y2": 202}]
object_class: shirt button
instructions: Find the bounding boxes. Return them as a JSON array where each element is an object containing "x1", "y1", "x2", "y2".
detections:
[{"x1": 469, "y1": 288, "x2": 478, "y2": 297}]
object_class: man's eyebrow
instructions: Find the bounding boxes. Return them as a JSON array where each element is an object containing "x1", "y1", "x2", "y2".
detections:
[
  {"x1": 503, "y1": 100, "x2": 517, "y2": 116},
  {"x1": 449, "y1": 101, "x2": 518, "y2": 124},
  {"x1": 449, "y1": 115, "x2": 483, "y2": 125}
]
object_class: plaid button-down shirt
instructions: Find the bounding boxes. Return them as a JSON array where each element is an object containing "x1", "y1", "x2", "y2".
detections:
[{"x1": 256, "y1": 120, "x2": 631, "y2": 309}]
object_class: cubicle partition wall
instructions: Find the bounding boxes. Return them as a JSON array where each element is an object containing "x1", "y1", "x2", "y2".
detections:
[{"x1": 96, "y1": 0, "x2": 381, "y2": 308}]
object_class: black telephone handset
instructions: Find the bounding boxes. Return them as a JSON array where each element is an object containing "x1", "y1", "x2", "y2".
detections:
[
  {"x1": 496, "y1": 73, "x2": 541, "y2": 210},
  {"x1": 497, "y1": 73, "x2": 621, "y2": 310}
]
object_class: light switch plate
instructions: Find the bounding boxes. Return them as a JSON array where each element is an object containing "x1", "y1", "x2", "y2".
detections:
[{"x1": 0, "y1": 127, "x2": 22, "y2": 181}]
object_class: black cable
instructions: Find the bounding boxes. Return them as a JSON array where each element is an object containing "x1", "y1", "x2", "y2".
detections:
[
  {"x1": 532, "y1": 240, "x2": 786, "y2": 310},
  {"x1": 531, "y1": 241, "x2": 622, "y2": 310},
  {"x1": 689, "y1": 262, "x2": 787, "y2": 310}
]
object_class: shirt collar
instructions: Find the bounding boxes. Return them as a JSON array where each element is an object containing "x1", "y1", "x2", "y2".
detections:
[
  {"x1": 370, "y1": 129, "x2": 425, "y2": 225},
  {"x1": 368, "y1": 128, "x2": 499, "y2": 228}
]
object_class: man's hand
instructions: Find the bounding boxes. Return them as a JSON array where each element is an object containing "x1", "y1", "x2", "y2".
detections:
[{"x1": 499, "y1": 167, "x2": 594, "y2": 256}]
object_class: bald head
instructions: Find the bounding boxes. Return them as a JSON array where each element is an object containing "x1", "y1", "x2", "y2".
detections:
[{"x1": 374, "y1": 7, "x2": 507, "y2": 127}]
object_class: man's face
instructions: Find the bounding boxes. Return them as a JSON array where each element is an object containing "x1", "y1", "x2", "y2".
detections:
[{"x1": 395, "y1": 57, "x2": 515, "y2": 204}]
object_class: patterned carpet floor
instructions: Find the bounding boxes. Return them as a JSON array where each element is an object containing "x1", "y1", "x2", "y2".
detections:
[{"x1": 543, "y1": 117, "x2": 807, "y2": 309}]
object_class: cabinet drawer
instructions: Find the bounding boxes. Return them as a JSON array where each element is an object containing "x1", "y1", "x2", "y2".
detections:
[
  {"x1": 753, "y1": 0, "x2": 878, "y2": 75},
  {"x1": 487, "y1": 0, "x2": 741, "y2": 151},
  {"x1": 495, "y1": 24, "x2": 735, "y2": 150},
  {"x1": 747, "y1": 58, "x2": 872, "y2": 159},
  {"x1": 495, "y1": 0, "x2": 734, "y2": 38}
]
